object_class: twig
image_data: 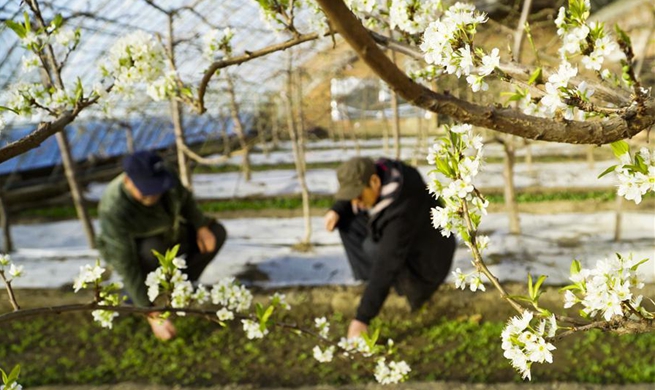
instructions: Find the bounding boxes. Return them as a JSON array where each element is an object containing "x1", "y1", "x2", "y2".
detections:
[{"x1": 0, "y1": 271, "x2": 20, "y2": 311}]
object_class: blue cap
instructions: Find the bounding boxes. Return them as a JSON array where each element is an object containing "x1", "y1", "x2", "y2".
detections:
[{"x1": 123, "y1": 151, "x2": 176, "y2": 196}]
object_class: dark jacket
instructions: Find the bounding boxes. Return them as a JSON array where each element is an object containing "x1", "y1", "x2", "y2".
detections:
[
  {"x1": 332, "y1": 159, "x2": 455, "y2": 323},
  {"x1": 97, "y1": 173, "x2": 212, "y2": 306}
]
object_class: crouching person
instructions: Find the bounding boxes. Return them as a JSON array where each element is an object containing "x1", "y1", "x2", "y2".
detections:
[
  {"x1": 325, "y1": 157, "x2": 456, "y2": 339},
  {"x1": 97, "y1": 150, "x2": 226, "y2": 340}
]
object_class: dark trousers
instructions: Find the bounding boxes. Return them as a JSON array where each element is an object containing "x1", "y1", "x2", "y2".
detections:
[
  {"x1": 136, "y1": 221, "x2": 227, "y2": 282},
  {"x1": 338, "y1": 212, "x2": 452, "y2": 311}
]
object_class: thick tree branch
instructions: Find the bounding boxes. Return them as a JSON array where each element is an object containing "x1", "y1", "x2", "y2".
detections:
[
  {"x1": 196, "y1": 33, "x2": 320, "y2": 113},
  {"x1": 317, "y1": 0, "x2": 653, "y2": 145},
  {"x1": 0, "y1": 96, "x2": 100, "y2": 164}
]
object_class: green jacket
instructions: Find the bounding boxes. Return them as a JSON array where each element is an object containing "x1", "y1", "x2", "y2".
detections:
[{"x1": 96, "y1": 173, "x2": 211, "y2": 306}]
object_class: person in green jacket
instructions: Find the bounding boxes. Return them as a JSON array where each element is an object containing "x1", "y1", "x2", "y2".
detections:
[{"x1": 97, "y1": 150, "x2": 226, "y2": 340}]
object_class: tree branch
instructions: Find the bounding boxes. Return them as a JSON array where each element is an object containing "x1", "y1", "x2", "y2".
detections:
[
  {"x1": 316, "y1": 0, "x2": 653, "y2": 145},
  {"x1": 0, "y1": 95, "x2": 101, "y2": 164},
  {"x1": 196, "y1": 33, "x2": 320, "y2": 113}
]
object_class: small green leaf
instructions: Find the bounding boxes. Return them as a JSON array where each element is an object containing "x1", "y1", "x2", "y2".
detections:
[
  {"x1": 527, "y1": 273, "x2": 534, "y2": 300},
  {"x1": 7, "y1": 364, "x2": 20, "y2": 384},
  {"x1": 1, "y1": 368, "x2": 7, "y2": 383},
  {"x1": 533, "y1": 275, "x2": 547, "y2": 300},
  {"x1": 614, "y1": 24, "x2": 631, "y2": 46},
  {"x1": 52, "y1": 14, "x2": 64, "y2": 29},
  {"x1": 506, "y1": 295, "x2": 535, "y2": 304},
  {"x1": 261, "y1": 305, "x2": 275, "y2": 323},
  {"x1": 630, "y1": 258, "x2": 649, "y2": 271},
  {"x1": 527, "y1": 67, "x2": 542, "y2": 85},
  {"x1": 255, "y1": 302, "x2": 264, "y2": 319},
  {"x1": 5, "y1": 20, "x2": 27, "y2": 39},
  {"x1": 597, "y1": 164, "x2": 617, "y2": 178},
  {"x1": 610, "y1": 140, "x2": 630, "y2": 159},
  {"x1": 23, "y1": 12, "x2": 31, "y2": 33},
  {"x1": 570, "y1": 259, "x2": 581, "y2": 275}
]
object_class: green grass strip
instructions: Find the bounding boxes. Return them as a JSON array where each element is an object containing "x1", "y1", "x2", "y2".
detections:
[{"x1": 0, "y1": 313, "x2": 652, "y2": 386}]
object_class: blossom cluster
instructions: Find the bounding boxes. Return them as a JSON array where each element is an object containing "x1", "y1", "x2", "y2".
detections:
[
  {"x1": 100, "y1": 31, "x2": 166, "y2": 97},
  {"x1": 202, "y1": 27, "x2": 235, "y2": 60},
  {"x1": 452, "y1": 267, "x2": 486, "y2": 292},
  {"x1": 71, "y1": 261, "x2": 123, "y2": 328},
  {"x1": 210, "y1": 276, "x2": 253, "y2": 316},
  {"x1": 419, "y1": 2, "x2": 494, "y2": 91},
  {"x1": 72, "y1": 263, "x2": 105, "y2": 292},
  {"x1": 563, "y1": 254, "x2": 651, "y2": 321},
  {"x1": 390, "y1": 0, "x2": 443, "y2": 35},
  {"x1": 0, "y1": 383, "x2": 22, "y2": 390},
  {"x1": 555, "y1": 0, "x2": 617, "y2": 72},
  {"x1": 501, "y1": 311, "x2": 557, "y2": 380},
  {"x1": 374, "y1": 358, "x2": 411, "y2": 385},
  {"x1": 2, "y1": 82, "x2": 75, "y2": 118},
  {"x1": 242, "y1": 318, "x2": 269, "y2": 339},
  {"x1": 427, "y1": 124, "x2": 488, "y2": 244},
  {"x1": 613, "y1": 147, "x2": 655, "y2": 204},
  {"x1": 0, "y1": 254, "x2": 24, "y2": 282}
]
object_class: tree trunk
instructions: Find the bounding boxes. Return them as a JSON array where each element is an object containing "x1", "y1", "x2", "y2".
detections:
[
  {"x1": 341, "y1": 104, "x2": 360, "y2": 155},
  {"x1": 167, "y1": 15, "x2": 192, "y2": 189},
  {"x1": 125, "y1": 124, "x2": 135, "y2": 154},
  {"x1": 295, "y1": 69, "x2": 311, "y2": 245},
  {"x1": 587, "y1": 145, "x2": 595, "y2": 168},
  {"x1": 221, "y1": 111, "x2": 232, "y2": 155},
  {"x1": 0, "y1": 194, "x2": 13, "y2": 253},
  {"x1": 503, "y1": 138, "x2": 521, "y2": 235},
  {"x1": 614, "y1": 195, "x2": 623, "y2": 242},
  {"x1": 225, "y1": 73, "x2": 252, "y2": 181},
  {"x1": 389, "y1": 31, "x2": 402, "y2": 160},
  {"x1": 56, "y1": 131, "x2": 96, "y2": 248},
  {"x1": 283, "y1": 58, "x2": 312, "y2": 248}
]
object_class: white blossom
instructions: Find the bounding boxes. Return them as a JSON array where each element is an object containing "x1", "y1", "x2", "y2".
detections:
[
  {"x1": 479, "y1": 48, "x2": 500, "y2": 76},
  {"x1": 374, "y1": 358, "x2": 411, "y2": 385},
  {"x1": 73, "y1": 263, "x2": 105, "y2": 292},
  {"x1": 501, "y1": 311, "x2": 556, "y2": 381},
  {"x1": 216, "y1": 308, "x2": 234, "y2": 321},
  {"x1": 242, "y1": 319, "x2": 268, "y2": 339},
  {"x1": 314, "y1": 316, "x2": 330, "y2": 338},
  {"x1": 312, "y1": 345, "x2": 335, "y2": 363},
  {"x1": 7, "y1": 264, "x2": 24, "y2": 280},
  {"x1": 54, "y1": 29, "x2": 77, "y2": 47},
  {"x1": 92, "y1": 307, "x2": 119, "y2": 329},
  {"x1": 390, "y1": 0, "x2": 442, "y2": 35}
]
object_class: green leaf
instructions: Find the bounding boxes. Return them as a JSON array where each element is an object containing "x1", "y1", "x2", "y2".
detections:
[
  {"x1": 610, "y1": 140, "x2": 630, "y2": 159},
  {"x1": 533, "y1": 275, "x2": 547, "y2": 300},
  {"x1": 633, "y1": 153, "x2": 648, "y2": 174},
  {"x1": 614, "y1": 24, "x2": 631, "y2": 47},
  {"x1": 630, "y1": 258, "x2": 649, "y2": 271},
  {"x1": 261, "y1": 305, "x2": 275, "y2": 323},
  {"x1": 255, "y1": 302, "x2": 264, "y2": 319},
  {"x1": 527, "y1": 273, "x2": 534, "y2": 299},
  {"x1": 5, "y1": 20, "x2": 27, "y2": 39},
  {"x1": 570, "y1": 260, "x2": 581, "y2": 275},
  {"x1": 180, "y1": 87, "x2": 193, "y2": 98},
  {"x1": 527, "y1": 67, "x2": 542, "y2": 85},
  {"x1": 52, "y1": 14, "x2": 64, "y2": 29},
  {"x1": 597, "y1": 164, "x2": 617, "y2": 178},
  {"x1": 23, "y1": 11, "x2": 31, "y2": 33},
  {"x1": 7, "y1": 364, "x2": 20, "y2": 384},
  {"x1": 1, "y1": 368, "x2": 7, "y2": 384}
]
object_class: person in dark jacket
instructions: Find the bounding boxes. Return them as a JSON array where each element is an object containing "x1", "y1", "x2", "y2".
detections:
[
  {"x1": 97, "y1": 151, "x2": 226, "y2": 340},
  {"x1": 324, "y1": 157, "x2": 456, "y2": 339}
]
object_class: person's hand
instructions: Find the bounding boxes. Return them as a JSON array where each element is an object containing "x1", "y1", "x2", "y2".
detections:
[
  {"x1": 196, "y1": 225, "x2": 217, "y2": 254},
  {"x1": 347, "y1": 319, "x2": 368, "y2": 339},
  {"x1": 147, "y1": 313, "x2": 177, "y2": 341},
  {"x1": 324, "y1": 210, "x2": 340, "y2": 232}
]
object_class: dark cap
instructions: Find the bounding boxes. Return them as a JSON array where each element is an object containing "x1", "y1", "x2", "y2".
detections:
[
  {"x1": 335, "y1": 157, "x2": 376, "y2": 200},
  {"x1": 123, "y1": 151, "x2": 175, "y2": 196}
]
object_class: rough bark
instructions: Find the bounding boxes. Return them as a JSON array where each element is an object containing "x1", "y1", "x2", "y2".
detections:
[{"x1": 315, "y1": 0, "x2": 655, "y2": 145}]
